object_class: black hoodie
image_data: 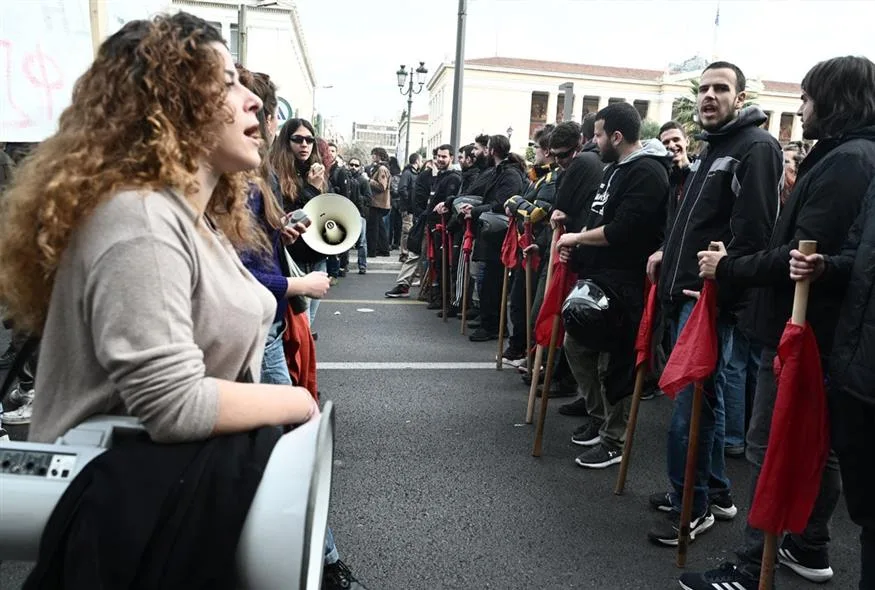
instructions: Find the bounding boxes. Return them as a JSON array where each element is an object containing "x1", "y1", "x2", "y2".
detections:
[
  {"x1": 553, "y1": 140, "x2": 603, "y2": 233},
  {"x1": 658, "y1": 107, "x2": 782, "y2": 318}
]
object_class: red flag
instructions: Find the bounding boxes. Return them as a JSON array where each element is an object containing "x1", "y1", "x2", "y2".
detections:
[
  {"x1": 500, "y1": 221, "x2": 519, "y2": 269},
  {"x1": 462, "y1": 219, "x2": 474, "y2": 255},
  {"x1": 534, "y1": 239, "x2": 578, "y2": 347},
  {"x1": 658, "y1": 280, "x2": 718, "y2": 399},
  {"x1": 635, "y1": 279, "x2": 658, "y2": 370},
  {"x1": 519, "y1": 221, "x2": 542, "y2": 271},
  {"x1": 748, "y1": 321, "x2": 830, "y2": 534}
]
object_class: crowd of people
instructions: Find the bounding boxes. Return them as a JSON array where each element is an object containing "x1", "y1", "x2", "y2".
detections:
[{"x1": 0, "y1": 10, "x2": 873, "y2": 590}]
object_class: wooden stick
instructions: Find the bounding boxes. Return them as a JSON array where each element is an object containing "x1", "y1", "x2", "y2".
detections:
[
  {"x1": 461, "y1": 255, "x2": 471, "y2": 335},
  {"x1": 496, "y1": 266, "x2": 510, "y2": 370},
  {"x1": 89, "y1": 0, "x2": 107, "y2": 57},
  {"x1": 526, "y1": 229, "x2": 560, "y2": 423},
  {"x1": 757, "y1": 239, "x2": 817, "y2": 590},
  {"x1": 614, "y1": 363, "x2": 647, "y2": 495},
  {"x1": 677, "y1": 381, "x2": 704, "y2": 568},
  {"x1": 524, "y1": 225, "x2": 534, "y2": 375},
  {"x1": 441, "y1": 216, "x2": 449, "y2": 323},
  {"x1": 532, "y1": 314, "x2": 561, "y2": 457}
]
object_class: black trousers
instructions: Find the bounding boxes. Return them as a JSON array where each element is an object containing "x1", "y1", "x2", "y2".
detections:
[
  {"x1": 478, "y1": 260, "x2": 504, "y2": 334},
  {"x1": 367, "y1": 207, "x2": 390, "y2": 256}
]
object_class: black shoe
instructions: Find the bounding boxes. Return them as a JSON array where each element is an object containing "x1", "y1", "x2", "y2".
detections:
[
  {"x1": 778, "y1": 534, "x2": 834, "y2": 582},
  {"x1": 436, "y1": 307, "x2": 459, "y2": 318},
  {"x1": 426, "y1": 300, "x2": 441, "y2": 310},
  {"x1": 464, "y1": 308, "x2": 479, "y2": 320},
  {"x1": 678, "y1": 562, "x2": 759, "y2": 590},
  {"x1": 322, "y1": 559, "x2": 368, "y2": 590},
  {"x1": 501, "y1": 346, "x2": 525, "y2": 367},
  {"x1": 639, "y1": 386, "x2": 664, "y2": 401},
  {"x1": 647, "y1": 508, "x2": 715, "y2": 547},
  {"x1": 469, "y1": 328, "x2": 498, "y2": 342},
  {"x1": 649, "y1": 491, "x2": 672, "y2": 513},
  {"x1": 708, "y1": 489, "x2": 738, "y2": 521},
  {"x1": 536, "y1": 381, "x2": 576, "y2": 399},
  {"x1": 571, "y1": 419, "x2": 602, "y2": 446},
  {"x1": 358, "y1": 268, "x2": 367, "y2": 275},
  {"x1": 724, "y1": 444, "x2": 746, "y2": 458},
  {"x1": 467, "y1": 319, "x2": 482, "y2": 329},
  {"x1": 558, "y1": 397, "x2": 590, "y2": 417},
  {"x1": 385, "y1": 284, "x2": 410, "y2": 298},
  {"x1": 575, "y1": 442, "x2": 622, "y2": 469}
]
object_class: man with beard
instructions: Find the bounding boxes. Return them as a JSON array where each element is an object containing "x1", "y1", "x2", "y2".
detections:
[
  {"x1": 556, "y1": 103, "x2": 670, "y2": 468},
  {"x1": 680, "y1": 55, "x2": 875, "y2": 590},
  {"x1": 646, "y1": 61, "x2": 782, "y2": 548},
  {"x1": 458, "y1": 144, "x2": 481, "y2": 194},
  {"x1": 346, "y1": 157, "x2": 372, "y2": 274},
  {"x1": 385, "y1": 145, "x2": 460, "y2": 298},
  {"x1": 397, "y1": 153, "x2": 422, "y2": 263}
]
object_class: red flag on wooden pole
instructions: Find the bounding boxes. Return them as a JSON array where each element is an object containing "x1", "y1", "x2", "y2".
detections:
[
  {"x1": 635, "y1": 279, "x2": 658, "y2": 370},
  {"x1": 500, "y1": 221, "x2": 519, "y2": 269},
  {"x1": 534, "y1": 244, "x2": 577, "y2": 346}
]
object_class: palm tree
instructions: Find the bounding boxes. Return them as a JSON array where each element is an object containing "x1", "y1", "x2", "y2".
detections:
[{"x1": 671, "y1": 78, "x2": 759, "y2": 147}]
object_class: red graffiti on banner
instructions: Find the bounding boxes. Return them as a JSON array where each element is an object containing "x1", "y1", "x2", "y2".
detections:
[{"x1": 1, "y1": 39, "x2": 65, "y2": 130}]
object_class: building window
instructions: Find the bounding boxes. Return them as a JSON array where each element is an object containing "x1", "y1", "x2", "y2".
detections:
[
  {"x1": 779, "y1": 112, "x2": 795, "y2": 142},
  {"x1": 762, "y1": 111, "x2": 773, "y2": 131},
  {"x1": 529, "y1": 91, "x2": 548, "y2": 141},
  {"x1": 582, "y1": 95, "x2": 600, "y2": 116},
  {"x1": 229, "y1": 23, "x2": 239, "y2": 62},
  {"x1": 608, "y1": 97, "x2": 625, "y2": 105},
  {"x1": 633, "y1": 100, "x2": 650, "y2": 120}
]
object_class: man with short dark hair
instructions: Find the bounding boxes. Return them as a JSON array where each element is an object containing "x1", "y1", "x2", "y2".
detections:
[
  {"x1": 473, "y1": 134, "x2": 491, "y2": 171},
  {"x1": 556, "y1": 102, "x2": 670, "y2": 468},
  {"x1": 346, "y1": 157, "x2": 371, "y2": 274},
  {"x1": 646, "y1": 60, "x2": 783, "y2": 549},
  {"x1": 458, "y1": 144, "x2": 481, "y2": 194},
  {"x1": 680, "y1": 55, "x2": 875, "y2": 590},
  {"x1": 397, "y1": 153, "x2": 422, "y2": 263}
]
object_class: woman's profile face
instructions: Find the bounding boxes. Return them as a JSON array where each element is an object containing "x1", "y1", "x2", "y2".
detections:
[
  {"x1": 209, "y1": 42, "x2": 263, "y2": 174},
  {"x1": 288, "y1": 124, "x2": 314, "y2": 162}
]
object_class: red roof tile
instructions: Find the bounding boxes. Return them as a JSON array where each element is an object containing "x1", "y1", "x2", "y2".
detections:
[{"x1": 464, "y1": 56, "x2": 663, "y2": 81}]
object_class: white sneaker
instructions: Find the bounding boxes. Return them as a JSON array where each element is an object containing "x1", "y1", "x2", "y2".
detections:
[
  {"x1": 0, "y1": 428, "x2": 9, "y2": 443},
  {"x1": 2, "y1": 388, "x2": 34, "y2": 426}
]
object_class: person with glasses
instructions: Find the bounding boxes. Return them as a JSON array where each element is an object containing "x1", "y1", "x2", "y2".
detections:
[
  {"x1": 269, "y1": 118, "x2": 330, "y2": 327},
  {"x1": 346, "y1": 157, "x2": 371, "y2": 274}
]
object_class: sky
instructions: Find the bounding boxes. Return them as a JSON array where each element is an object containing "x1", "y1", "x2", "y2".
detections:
[{"x1": 296, "y1": 0, "x2": 873, "y2": 136}]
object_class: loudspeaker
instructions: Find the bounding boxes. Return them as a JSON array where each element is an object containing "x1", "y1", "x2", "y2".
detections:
[
  {"x1": 0, "y1": 404, "x2": 336, "y2": 590},
  {"x1": 299, "y1": 193, "x2": 362, "y2": 256}
]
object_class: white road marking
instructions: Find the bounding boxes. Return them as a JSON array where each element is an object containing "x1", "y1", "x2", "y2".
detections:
[{"x1": 317, "y1": 362, "x2": 496, "y2": 370}]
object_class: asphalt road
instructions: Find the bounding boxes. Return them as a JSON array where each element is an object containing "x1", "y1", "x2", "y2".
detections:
[{"x1": 0, "y1": 264, "x2": 862, "y2": 589}]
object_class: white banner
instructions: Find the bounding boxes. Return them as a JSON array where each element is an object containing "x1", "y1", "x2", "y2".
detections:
[{"x1": 0, "y1": 0, "x2": 169, "y2": 143}]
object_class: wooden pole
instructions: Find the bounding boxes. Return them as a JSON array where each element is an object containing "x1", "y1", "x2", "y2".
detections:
[
  {"x1": 526, "y1": 228, "x2": 560, "y2": 423},
  {"x1": 532, "y1": 314, "x2": 561, "y2": 457},
  {"x1": 524, "y1": 222, "x2": 534, "y2": 373},
  {"x1": 89, "y1": 0, "x2": 107, "y2": 57},
  {"x1": 614, "y1": 363, "x2": 647, "y2": 495},
  {"x1": 496, "y1": 267, "x2": 510, "y2": 370},
  {"x1": 758, "y1": 239, "x2": 817, "y2": 589},
  {"x1": 677, "y1": 381, "x2": 704, "y2": 567},
  {"x1": 441, "y1": 215, "x2": 449, "y2": 323}
]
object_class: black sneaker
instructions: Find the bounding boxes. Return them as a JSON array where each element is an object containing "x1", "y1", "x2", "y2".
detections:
[
  {"x1": 678, "y1": 562, "x2": 758, "y2": 590},
  {"x1": 322, "y1": 559, "x2": 368, "y2": 590},
  {"x1": 0, "y1": 344, "x2": 16, "y2": 371},
  {"x1": 558, "y1": 397, "x2": 590, "y2": 417},
  {"x1": 358, "y1": 268, "x2": 367, "y2": 275},
  {"x1": 575, "y1": 442, "x2": 622, "y2": 469},
  {"x1": 501, "y1": 346, "x2": 525, "y2": 364},
  {"x1": 571, "y1": 419, "x2": 602, "y2": 446},
  {"x1": 469, "y1": 328, "x2": 498, "y2": 342},
  {"x1": 536, "y1": 381, "x2": 577, "y2": 399},
  {"x1": 647, "y1": 508, "x2": 715, "y2": 547},
  {"x1": 639, "y1": 386, "x2": 664, "y2": 401},
  {"x1": 436, "y1": 307, "x2": 459, "y2": 318},
  {"x1": 385, "y1": 284, "x2": 410, "y2": 298},
  {"x1": 777, "y1": 534, "x2": 834, "y2": 583},
  {"x1": 649, "y1": 491, "x2": 672, "y2": 513},
  {"x1": 709, "y1": 489, "x2": 738, "y2": 521}
]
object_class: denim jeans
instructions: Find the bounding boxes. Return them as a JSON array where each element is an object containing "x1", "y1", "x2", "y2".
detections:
[
  {"x1": 736, "y1": 347, "x2": 842, "y2": 579},
  {"x1": 306, "y1": 259, "x2": 328, "y2": 326},
  {"x1": 666, "y1": 301, "x2": 731, "y2": 516},
  {"x1": 356, "y1": 216, "x2": 367, "y2": 271},
  {"x1": 261, "y1": 320, "x2": 292, "y2": 385},
  {"x1": 715, "y1": 324, "x2": 760, "y2": 449}
]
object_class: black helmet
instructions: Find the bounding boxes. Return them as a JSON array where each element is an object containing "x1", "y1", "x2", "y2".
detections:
[
  {"x1": 477, "y1": 211, "x2": 510, "y2": 242},
  {"x1": 561, "y1": 279, "x2": 624, "y2": 352}
]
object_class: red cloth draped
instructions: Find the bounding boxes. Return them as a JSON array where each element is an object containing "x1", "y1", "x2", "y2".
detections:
[
  {"x1": 282, "y1": 306, "x2": 318, "y2": 401},
  {"x1": 500, "y1": 221, "x2": 519, "y2": 269},
  {"x1": 519, "y1": 221, "x2": 541, "y2": 271},
  {"x1": 658, "y1": 280, "x2": 719, "y2": 399},
  {"x1": 462, "y1": 219, "x2": 474, "y2": 255},
  {"x1": 534, "y1": 228, "x2": 577, "y2": 346},
  {"x1": 748, "y1": 321, "x2": 830, "y2": 534},
  {"x1": 635, "y1": 279, "x2": 658, "y2": 370}
]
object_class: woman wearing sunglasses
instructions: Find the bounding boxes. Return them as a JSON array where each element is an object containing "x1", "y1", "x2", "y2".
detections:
[{"x1": 270, "y1": 118, "x2": 330, "y2": 325}]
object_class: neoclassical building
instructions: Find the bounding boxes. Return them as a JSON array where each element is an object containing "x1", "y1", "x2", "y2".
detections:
[{"x1": 427, "y1": 57, "x2": 803, "y2": 154}]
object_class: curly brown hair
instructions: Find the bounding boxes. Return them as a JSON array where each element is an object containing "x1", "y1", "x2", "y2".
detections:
[{"x1": 0, "y1": 13, "x2": 262, "y2": 335}]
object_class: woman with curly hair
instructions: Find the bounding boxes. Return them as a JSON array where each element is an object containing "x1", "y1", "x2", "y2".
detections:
[{"x1": 0, "y1": 14, "x2": 318, "y2": 444}]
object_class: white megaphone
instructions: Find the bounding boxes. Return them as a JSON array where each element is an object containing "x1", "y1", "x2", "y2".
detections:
[
  {"x1": 299, "y1": 193, "x2": 362, "y2": 256},
  {"x1": 0, "y1": 403, "x2": 335, "y2": 590}
]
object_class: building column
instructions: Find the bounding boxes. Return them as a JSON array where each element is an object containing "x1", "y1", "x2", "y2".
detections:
[
  {"x1": 768, "y1": 112, "x2": 781, "y2": 140},
  {"x1": 790, "y1": 115, "x2": 803, "y2": 142},
  {"x1": 656, "y1": 96, "x2": 675, "y2": 124},
  {"x1": 546, "y1": 91, "x2": 558, "y2": 124},
  {"x1": 597, "y1": 96, "x2": 608, "y2": 111}
]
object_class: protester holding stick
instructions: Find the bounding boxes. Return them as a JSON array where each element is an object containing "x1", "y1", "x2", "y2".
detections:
[{"x1": 679, "y1": 55, "x2": 875, "y2": 590}]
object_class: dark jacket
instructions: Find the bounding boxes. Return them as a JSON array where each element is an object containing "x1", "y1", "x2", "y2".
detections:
[
  {"x1": 571, "y1": 139, "x2": 671, "y2": 298},
  {"x1": 665, "y1": 163, "x2": 692, "y2": 238},
  {"x1": 523, "y1": 165, "x2": 560, "y2": 258},
  {"x1": 469, "y1": 159, "x2": 527, "y2": 262},
  {"x1": 398, "y1": 164, "x2": 418, "y2": 213},
  {"x1": 282, "y1": 165, "x2": 325, "y2": 265},
  {"x1": 719, "y1": 126, "x2": 875, "y2": 353},
  {"x1": 327, "y1": 162, "x2": 350, "y2": 197},
  {"x1": 553, "y1": 140, "x2": 603, "y2": 232},
  {"x1": 460, "y1": 165, "x2": 481, "y2": 195},
  {"x1": 658, "y1": 107, "x2": 782, "y2": 318},
  {"x1": 24, "y1": 427, "x2": 281, "y2": 590},
  {"x1": 426, "y1": 168, "x2": 463, "y2": 224},
  {"x1": 827, "y1": 177, "x2": 875, "y2": 404},
  {"x1": 412, "y1": 168, "x2": 434, "y2": 217},
  {"x1": 347, "y1": 169, "x2": 371, "y2": 216}
]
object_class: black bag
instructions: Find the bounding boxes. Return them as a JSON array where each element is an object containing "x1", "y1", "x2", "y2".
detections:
[
  {"x1": 407, "y1": 213, "x2": 427, "y2": 255},
  {"x1": 561, "y1": 279, "x2": 624, "y2": 352}
]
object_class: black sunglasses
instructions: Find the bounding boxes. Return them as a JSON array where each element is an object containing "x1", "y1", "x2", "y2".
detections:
[
  {"x1": 290, "y1": 135, "x2": 315, "y2": 145},
  {"x1": 550, "y1": 147, "x2": 575, "y2": 159},
  {"x1": 348, "y1": 163, "x2": 360, "y2": 168}
]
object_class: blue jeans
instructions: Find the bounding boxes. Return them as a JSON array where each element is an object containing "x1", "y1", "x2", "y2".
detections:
[
  {"x1": 307, "y1": 259, "x2": 328, "y2": 326},
  {"x1": 666, "y1": 302, "x2": 731, "y2": 516},
  {"x1": 356, "y1": 216, "x2": 367, "y2": 271},
  {"x1": 715, "y1": 324, "x2": 761, "y2": 449}
]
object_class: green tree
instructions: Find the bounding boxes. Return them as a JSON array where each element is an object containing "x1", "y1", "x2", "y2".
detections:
[
  {"x1": 671, "y1": 78, "x2": 759, "y2": 151},
  {"x1": 640, "y1": 119, "x2": 661, "y2": 140},
  {"x1": 342, "y1": 141, "x2": 370, "y2": 164}
]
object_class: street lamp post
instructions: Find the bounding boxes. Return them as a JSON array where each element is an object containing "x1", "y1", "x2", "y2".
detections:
[
  {"x1": 506, "y1": 125, "x2": 513, "y2": 139},
  {"x1": 396, "y1": 61, "x2": 428, "y2": 163}
]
